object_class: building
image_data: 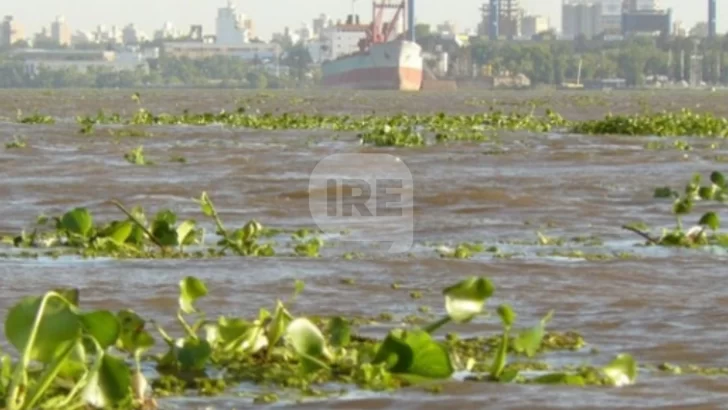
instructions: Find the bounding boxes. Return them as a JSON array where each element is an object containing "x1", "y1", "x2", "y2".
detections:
[
  {"x1": 479, "y1": 0, "x2": 522, "y2": 40},
  {"x1": 521, "y1": 15, "x2": 549, "y2": 37},
  {"x1": 11, "y1": 48, "x2": 149, "y2": 75},
  {"x1": 621, "y1": 9, "x2": 671, "y2": 36},
  {"x1": 51, "y1": 16, "x2": 71, "y2": 46},
  {"x1": 163, "y1": 41, "x2": 281, "y2": 62},
  {"x1": 216, "y1": 0, "x2": 252, "y2": 45},
  {"x1": 320, "y1": 16, "x2": 368, "y2": 60},
  {"x1": 1, "y1": 16, "x2": 25, "y2": 47},
  {"x1": 708, "y1": 0, "x2": 716, "y2": 38},
  {"x1": 624, "y1": 0, "x2": 661, "y2": 11},
  {"x1": 562, "y1": 0, "x2": 602, "y2": 39},
  {"x1": 312, "y1": 14, "x2": 332, "y2": 39},
  {"x1": 672, "y1": 20, "x2": 686, "y2": 37},
  {"x1": 599, "y1": 0, "x2": 622, "y2": 33},
  {"x1": 122, "y1": 24, "x2": 140, "y2": 45}
]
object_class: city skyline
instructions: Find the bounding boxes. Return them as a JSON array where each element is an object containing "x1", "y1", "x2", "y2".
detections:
[{"x1": 3, "y1": 0, "x2": 725, "y2": 40}]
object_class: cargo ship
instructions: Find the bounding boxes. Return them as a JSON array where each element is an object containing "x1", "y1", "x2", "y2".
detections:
[{"x1": 321, "y1": 0, "x2": 423, "y2": 91}]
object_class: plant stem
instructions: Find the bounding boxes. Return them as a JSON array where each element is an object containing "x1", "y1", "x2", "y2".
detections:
[
  {"x1": 621, "y1": 225, "x2": 659, "y2": 244},
  {"x1": 423, "y1": 316, "x2": 451, "y2": 334},
  {"x1": 109, "y1": 199, "x2": 166, "y2": 251},
  {"x1": 177, "y1": 310, "x2": 198, "y2": 340}
]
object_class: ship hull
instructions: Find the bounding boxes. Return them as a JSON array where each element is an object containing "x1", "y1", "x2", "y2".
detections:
[{"x1": 321, "y1": 40, "x2": 423, "y2": 91}]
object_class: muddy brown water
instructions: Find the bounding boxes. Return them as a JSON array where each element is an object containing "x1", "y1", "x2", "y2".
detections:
[{"x1": 2, "y1": 89, "x2": 728, "y2": 409}]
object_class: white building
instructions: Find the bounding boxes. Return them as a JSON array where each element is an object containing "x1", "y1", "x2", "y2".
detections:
[
  {"x1": 321, "y1": 22, "x2": 368, "y2": 61},
  {"x1": 163, "y1": 42, "x2": 280, "y2": 62},
  {"x1": 13, "y1": 48, "x2": 149, "y2": 75},
  {"x1": 216, "y1": 1, "x2": 250, "y2": 45}
]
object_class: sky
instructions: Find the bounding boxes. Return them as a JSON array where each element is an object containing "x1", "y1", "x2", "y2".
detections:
[{"x1": 4, "y1": 0, "x2": 725, "y2": 40}]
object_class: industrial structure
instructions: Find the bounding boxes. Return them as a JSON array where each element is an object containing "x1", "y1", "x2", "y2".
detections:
[{"x1": 480, "y1": 0, "x2": 521, "y2": 40}]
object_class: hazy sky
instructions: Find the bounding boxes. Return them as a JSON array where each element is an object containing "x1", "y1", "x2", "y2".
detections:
[{"x1": 5, "y1": 0, "x2": 725, "y2": 39}]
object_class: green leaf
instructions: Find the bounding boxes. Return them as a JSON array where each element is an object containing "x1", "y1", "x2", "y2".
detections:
[
  {"x1": 179, "y1": 276, "x2": 208, "y2": 314},
  {"x1": 673, "y1": 197, "x2": 693, "y2": 215},
  {"x1": 116, "y1": 309, "x2": 154, "y2": 354},
  {"x1": 286, "y1": 318, "x2": 332, "y2": 373},
  {"x1": 603, "y1": 353, "x2": 637, "y2": 386},
  {"x1": 327, "y1": 317, "x2": 351, "y2": 348},
  {"x1": 699, "y1": 212, "x2": 720, "y2": 231},
  {"x1": 698, "y1": 186, "x2": 716, "y2": 200},
  {"x1": 711, "y1": 171, "x2": 725, "y2": 188},
  {"x1": 197, "y1": 192, "x2": 215, "y2": 217},
  {"x1": 176, "y1": 220, "x2": 197, "y2": 245},
  {"x1": 372, "y1": 329, "x2": 454, "y2": 379},
  {"x1": 496, "y1": 304, "x2": 516, "y2": 328},
  {"x1": 61, "y1": 208, "x2": 93, "y2": 237},
  {"x1": 513, "y1": 310, "x2": 553, "y2": 357},
  {"x1": 442, "y1": 277, "x2": 494, "y2": 323},
  {"x1": 80, "y1": 311, "x2": 121, "y2": 349},
  {"x1": 98, "y1": 354, "x2": 132, "y2": 404},
  {"x1": 490, "y1": 330, "x2": 508, "y2": 379},
  {"x1": 4, "y1": 293, "x2": 81, "y2": 363},
  {"x1": 532, "y1": 372, "x2": 586, "y2": 386},
  {"x1": 104, "y1": 221, "x2": 133, "y2": 244},
  {"x1": 177, "y1": 338, "x2": 212, "y2": 371},
  {"x1": 266, "y1": 301, "x2": 293, "y2": 352}
]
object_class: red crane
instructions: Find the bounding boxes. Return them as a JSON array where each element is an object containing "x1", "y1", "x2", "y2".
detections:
[{"x1": 358, "y1": 1, "x2": 406, "y2": 52}]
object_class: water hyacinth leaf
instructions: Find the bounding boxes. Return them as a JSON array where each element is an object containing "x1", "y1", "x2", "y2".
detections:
[
  {"x1": 497, "y1": 304, "x2": 516, "y2": 328},
  {"x1": 155, "y1": 210, "x2": 177, "y2": 226},
  {"x1": 97, "y1": 354, "x2": 132, "y2": 404},
  {"x1": 603, "y1": 353, "x2": 637, "y2": 387},
  {"x1": 215, "y1": 317, "x2": 250, "y2": 345},
  {"x1": 197, "y1": 192, "x2": 215, "y2": 217},
  {"x1": 443, "y1": 277, "x2": 495, "y2": 323},
  {"x1": 711, "y1": 171, "x2": 726, "y2": 188},
  {"x1": 327, "y1": 317, "x2": 351, "y2": 348},
  {"x1": 699, "y1": 212, "x2": 720, "y2": 231},
  {"x1": 490, "y1": 331, "x2": 508, "y2": 380},
  {"x1": 699, "y1": 186, "x2": 716, "y2": 200},
  {"x1": 372, "y1": 329, "x2": 454, "y2": 379},
  {"x1": 267, "y1": 302, "x2": 293, "y2": 351},
  {"x1": 105, "y1": 221, "x2": 133, "y2": 244},
  {"x1": 117, "y1": 309, "x2": 154, "y2": 354},
  {"x1": 179, "y1": 276, "x2": 208, "y2": 314},
  {"x1": 5, "y1": 294, "x2": 81, "y2": 363},
  {"x1": 177, "y1": 338, "x2": 212, "y2": 371},
  {"x1": 80, "y1": 311, "x2": 121, "y2": 349},
  {"x1": 286, "y1": 318, "x2": 332, "y2": 373},
  {"x1": 176, "y1": 220, "x2": 197, "y2": 244},
  {"x1": 61, "y1": 208, "x2": 93, "y2": 237},
  {"x1": 532, "y1": 373, "x2": 586, "y2": 386},
  {"x1": 673, "y1": 197, "x2": 693, "y2": 215},
  {"x1": 513, "y1": 310, "x2": 553, "y2": 358}
]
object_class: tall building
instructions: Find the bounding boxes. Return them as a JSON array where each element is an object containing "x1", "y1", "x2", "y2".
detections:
[
  {"x1": 562, "y1": 0, "x2": 602, "y2": 39},
  {"x1": 521, "y1": 15, "x2": 549, "y2": 37},
  {"x1": 1, "y1": 16, "x2": 25, "y2": 47},
  {"x1": 479, "y1": 0, "x2": 522, "y2": 40},
  {"x1": 51, "y1": 16, "x2": 72, "y2": 46},
  {"x1": 708, "y1": 0, "x2": 716, "y2": 38},
  {"x1": 216, "y1": 0, "x2": 251, "y2": 45},
  {"x1": 624, "y1": 0, "x2": 660, "y2": 12},
  {"x1": 312, "y1": 14, "x2": 332, "y2": 39},
  {"x1": 600, "y1": 0, "x2": 622, "y2": 33}
]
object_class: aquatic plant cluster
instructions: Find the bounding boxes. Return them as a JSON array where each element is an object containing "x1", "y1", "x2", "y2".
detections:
[
  {"x1": 0, "y1": 275, "x2": 638, "y2": 409},
  {"x1": 623, "y1": 171, "x2": 728, "y2": 247},
  {"x1": 20, "y1": 105, "x2": 728, "y2": 147}
]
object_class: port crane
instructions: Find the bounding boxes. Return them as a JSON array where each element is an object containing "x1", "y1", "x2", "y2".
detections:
[{"x1": 358, "y1": 1, "x2": 410, "y2": 52}]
